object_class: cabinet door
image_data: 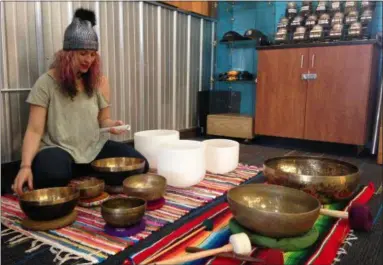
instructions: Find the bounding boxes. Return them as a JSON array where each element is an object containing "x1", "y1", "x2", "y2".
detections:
[
  {"x1": 304, "y1": 45, "x2": 375, "y2": 145},
  {"x1": 255, "y1": 48, "x2": 309, "y2": 138}
]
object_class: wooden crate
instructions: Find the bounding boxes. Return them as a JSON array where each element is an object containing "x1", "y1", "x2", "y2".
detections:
[
  {"x1": 378, "y1": 118, "x2": 382, "y2": 165},
  {"x1": 207, "y1": 114, "x2": 254, "y2": 139}
]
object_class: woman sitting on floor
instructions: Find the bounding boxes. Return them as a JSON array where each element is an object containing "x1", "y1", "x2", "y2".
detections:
[{"x1": 12, "y1": 8, "x2": 149, "y2": 195}]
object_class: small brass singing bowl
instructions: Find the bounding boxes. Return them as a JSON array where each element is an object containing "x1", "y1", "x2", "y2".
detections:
[
  {"x1": 19, "y1": 187, "x2": 79, "y2": 221},
  {"x1": 263, "y1": 156, "x2": 360, "y2": 204},
  {"x1": 123, "y1": 174, "x2": 167, "y2": 201},
  {"x1": 75, "y1": 178, "x2": 105, "y2": 199},
  {"x1": 227, "y1": 184, "x2": 320, "y2": 238},
  {"x1": 91, "y1": 157, "x2": 146, "y2": 173},
  {"x1": 101, "y1": 197, "x2": 146, "y2": 228}
]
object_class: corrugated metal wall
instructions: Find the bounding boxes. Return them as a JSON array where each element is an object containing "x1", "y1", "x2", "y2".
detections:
[{"x1": 0, "y1": 1, "x2": 215, "y2": 163}]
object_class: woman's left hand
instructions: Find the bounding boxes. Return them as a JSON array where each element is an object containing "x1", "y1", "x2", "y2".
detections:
[{"x1": 109, "y1": 120, "x2": 127, "y2": 135}]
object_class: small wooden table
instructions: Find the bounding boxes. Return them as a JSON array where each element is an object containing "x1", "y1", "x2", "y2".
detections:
[{"x1": 207, "y1": 114, "x2": 254, "y2": 140}]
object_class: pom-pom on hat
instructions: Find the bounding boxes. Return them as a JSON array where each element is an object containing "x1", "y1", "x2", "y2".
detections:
[{"x1": 63, "y1": 8, "x2": 98, "y2": 51}]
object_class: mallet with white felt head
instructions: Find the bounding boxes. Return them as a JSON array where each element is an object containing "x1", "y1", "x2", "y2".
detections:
[
  {"x1": 320, "y1": 203, "x2": 373, "y2": 231},
  {"x1": 149, "y1": 232, "x2": 252, "y2": 265}
]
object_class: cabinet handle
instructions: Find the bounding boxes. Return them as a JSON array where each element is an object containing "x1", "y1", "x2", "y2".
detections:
[
  {"x1": 300, "y1": 54, "x2": 304, "y2": 68},
  {"x1": 311, "y1": 54, "x2": 315, "y2": 68}
]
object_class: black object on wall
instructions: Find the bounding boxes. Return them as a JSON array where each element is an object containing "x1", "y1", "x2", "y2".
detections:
[{"x1": 197, "y1": 90, "x2": 241, "y2": 136}]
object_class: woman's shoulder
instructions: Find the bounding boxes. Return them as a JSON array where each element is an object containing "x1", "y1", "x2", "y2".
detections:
[{"x1": 33, "y1": 70, "x2": 57, "y2": 87}]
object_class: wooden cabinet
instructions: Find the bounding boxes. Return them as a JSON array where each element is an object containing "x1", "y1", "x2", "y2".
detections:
[
  {"x1": 255, "y1": 44, "x2": 379, "y2": 146},
  {"x1": 255, "y1": 48, "x2": 308, "y2": 139}
]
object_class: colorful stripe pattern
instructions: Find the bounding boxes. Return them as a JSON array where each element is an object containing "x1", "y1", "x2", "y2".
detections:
[
  {"x1": 1, "y1": 164, "x2": 261, "y2": 264},
  {"x1": 130, "y1": 183, "x2": 376, "y2": 265}
]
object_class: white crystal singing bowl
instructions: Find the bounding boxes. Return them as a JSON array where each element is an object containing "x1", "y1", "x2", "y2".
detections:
[
  {"x1": 157, "y1": 140, "x2": 206, "y2": 188},
  {"x1": 203, "y1": 139, "x2": 240, "y2": 174},
  {"x1": 134, "y1": 130, "x2": 180, "y2": 169}
]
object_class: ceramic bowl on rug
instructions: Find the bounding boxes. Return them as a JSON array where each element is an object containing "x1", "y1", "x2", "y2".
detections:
[
  {"x1": 263, "y1": 156, "x2": 360, "y2": 204},
  {"x1": 123, "y1": 173, "x2": 167, "y2": 201},
  {"x1": 91, "y1": 157, "x2": 146, "y2": 186},
  {"x1": 227, "y1": 184, "x2": 320, "y2": 238},
  {"x1": 157, "y1": 140, "x2": 206, "y2": 188},
  {"x1": 101, "y1": 197, "x2": 146, "y2": 227},
  {"x1": 134, "y1": 129, "x2": 180, "y2": 169},
  {"x1": 19, "y1": 187, "x2": 79, "y2": 221},
  {"x1": 203, "y1": 139, "x2": 239, "y2": 174}
]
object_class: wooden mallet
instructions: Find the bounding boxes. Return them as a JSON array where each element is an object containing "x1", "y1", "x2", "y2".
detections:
[
  {"x1": 140, "y1": 219, "x2": 215, "y2": 265},
  {"x1": 148, "y1": 232, "x2": 252, "y2": 265},
  {"x1": 320, "y1": 203, "x2": 373, "y2": 231}
]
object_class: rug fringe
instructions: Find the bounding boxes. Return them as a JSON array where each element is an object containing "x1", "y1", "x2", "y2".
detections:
[
  {"x1": 1, "y1": 228, "x2": 18, "y2": 236},
  {"x1": 332, "y1": 230, "x2": 358, "y2": 264},
  {"x1": 50, "y1": 247, "x2": 84, "y2": 265},
  {"x1": 26, "y1": 239, "x2": 47, "y2": 253},
  {"x1": 6, "y1": 233, "x2": 25, "y2": 243}
]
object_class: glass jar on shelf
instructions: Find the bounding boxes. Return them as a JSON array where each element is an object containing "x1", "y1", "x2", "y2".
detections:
[
  {"x1": 286, "y1": 2, "x2": 298, "y2": 21},
  {"x1": 293, "y1": 26, "x2": 308, "y2": 43},
  {"x1": 330, "y1": 1, "x2": 342, "y2": 14},
  {"x1": 347, "y1": 22, "x2": 363, "y2": 39},
  {"x1": 300, "y1": 1, "x2": 312, "y2": 18},
  {"x1": 328, "y1": 23, "x2": 344, "y2": 41},
  {"x1": 309, "y1": 25, "x2": 325, "y2": 42},
  {"x1": 274, "y1": 28, "x2": 289, "y2": 44},
  {"x1": 344, "y1": 1, "x2": 358, "y2": 15},
  {"x1": 316, "y1": 1, "x2": 328, "y2": 15},
  {"x1": 305, "y1": 14, "x2": 318, "y2": 30},
  {"x1": 331, "y1": 12, "x2": 345, "y2": 26}
]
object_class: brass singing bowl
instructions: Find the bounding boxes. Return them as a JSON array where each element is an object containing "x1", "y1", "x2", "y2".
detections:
[
  {"x1": 227, "y1": 184, "x2": 320, "y2": 238},
  {"x1": 123, "y1": 174, "x2": 167, "y2": 201},
  {"x1": 263, "y1": 156, "x2": 360, "y2": 204},
  {"x1": 19, "y1": 187, "x2": 79, "y2": 221},
  {"x1": 75, "y1": 177, "x2": 105, "y2": 199},
  {"x1": 101, "y1": 197, "x2": 146, "y2": 227},
  {"x1": 91, "y1": 157, "x2": 146, "y2": 173}
]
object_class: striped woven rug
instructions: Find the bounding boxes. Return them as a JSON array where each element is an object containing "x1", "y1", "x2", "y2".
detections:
[
  {"x1": 129, "y1": 183, "x2": 376, "y2": 265},
  {"x1": 0, "y1": 164, "x2": 261, "y2": 264}
]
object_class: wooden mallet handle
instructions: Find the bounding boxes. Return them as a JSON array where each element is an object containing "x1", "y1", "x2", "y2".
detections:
[
  {"x1": 320, "y1": 208, "x2": 348, "y2": 219},
  {"x1": 320, "y1": 204, "x2": 373, "y2": 231},
  {"x1": 149, "y1": 244, "x2": 233, "y2": 265}
]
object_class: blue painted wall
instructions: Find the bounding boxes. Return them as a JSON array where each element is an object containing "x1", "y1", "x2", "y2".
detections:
[{"x1": 214, "y1": 1, "x2": 383, "y2": 117}]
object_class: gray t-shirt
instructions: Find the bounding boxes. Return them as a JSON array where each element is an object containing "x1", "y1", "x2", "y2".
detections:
[{"x1": 26, "y1": 72, "x2": 109, "y2": 163}]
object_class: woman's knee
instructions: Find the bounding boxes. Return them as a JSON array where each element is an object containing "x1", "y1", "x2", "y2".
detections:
[{"x1": 32, "y1": 148, "x2": 73, "y2": 188}]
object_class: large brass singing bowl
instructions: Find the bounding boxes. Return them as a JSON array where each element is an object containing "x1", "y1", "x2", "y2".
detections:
[
  {"x1": 263, "y1": 156, "x2": 360, "y2": 204},
  {"x1": 101, "y1": 197, "x2": 146, "y2": 228},
  {"x1": 75, "y1": 177, "x2": 105, "y2": 199},
  {"x1": 227, "y1": 184, "x2": 321, "y2": 238},
  {"x1": 123, "y1": 174, "x2": 167, "y2": 201},
  {"x1": 91, "y1": 157, "x2": 146, "y2": 173},
  {"x1": 19, "y1": 187, "x2": 79, "y2": 221}
]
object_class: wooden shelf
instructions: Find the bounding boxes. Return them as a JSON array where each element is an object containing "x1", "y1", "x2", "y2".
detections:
[{"x1": 161, "y1": 1, "x2": 216, "y2": 18}]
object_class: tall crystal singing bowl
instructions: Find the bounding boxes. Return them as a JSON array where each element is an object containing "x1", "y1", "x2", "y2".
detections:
[
  {"x1": 227, "y1": 184, "x2": 320, "y2": 238},
  {"x1": 263, "y1": 156, "x2": 360, "y2": 204}
]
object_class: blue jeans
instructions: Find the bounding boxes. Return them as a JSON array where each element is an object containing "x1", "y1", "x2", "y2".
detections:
[{"x1": 32, "y1": 140, "x2": 149, "y2": 189}]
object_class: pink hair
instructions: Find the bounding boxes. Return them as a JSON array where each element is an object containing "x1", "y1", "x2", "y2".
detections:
[{"x1": 50, "y1": 50, "x2": 101, "y2": 99}]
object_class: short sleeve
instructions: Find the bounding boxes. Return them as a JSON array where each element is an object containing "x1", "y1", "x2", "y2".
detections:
[
  {"x1": 26, "y1": 74, "x2": 50, "y2": 108},
  {"x1": 97, "y1": 91, "x2": 110, "y2": 109}
]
